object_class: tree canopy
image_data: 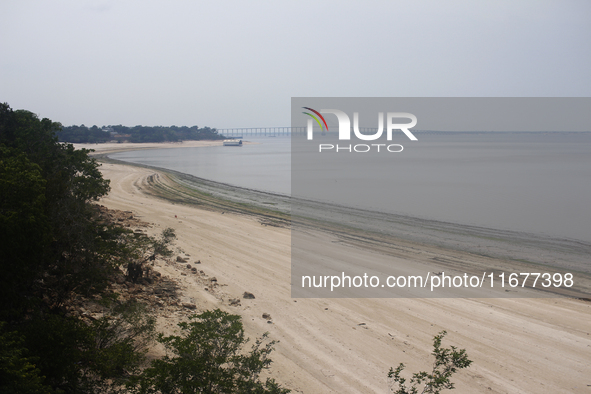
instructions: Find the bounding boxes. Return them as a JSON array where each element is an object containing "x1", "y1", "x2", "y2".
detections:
[
  {"x1": 133, "y1": 309, "x2": 289, "y2": 394},
  {"x1": 57, "y1": 124, "x2": 224, "y2": 143}
]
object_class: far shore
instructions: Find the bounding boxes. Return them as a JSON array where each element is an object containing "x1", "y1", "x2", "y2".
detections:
[{"x1": 73, "y1": 140, "x2": 225, "y2": 155}]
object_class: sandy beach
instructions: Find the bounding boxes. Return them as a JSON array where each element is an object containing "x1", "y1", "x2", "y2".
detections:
[
  {"x1": 74, "y1": 140, "x2": 225, "y2": 155},
  {"x1": 94, "y1": 143, "x2": 591, "y2": 394}
]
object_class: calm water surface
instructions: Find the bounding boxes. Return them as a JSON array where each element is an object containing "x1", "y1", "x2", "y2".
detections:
[
  {"x1": 110, "y1": 133, "x2": 591, "y2": 243},
  {"x1": 111, "y1": 137, "x2": 291, "y2": 195}
]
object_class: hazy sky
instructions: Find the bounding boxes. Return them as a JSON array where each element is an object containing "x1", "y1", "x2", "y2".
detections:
[{"x1": 1, "y1": 1, "x2": 590, "y2": 128}]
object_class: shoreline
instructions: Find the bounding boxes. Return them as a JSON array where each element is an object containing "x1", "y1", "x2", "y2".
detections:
[
  {"x1": 95, "y1": 145, "x2": 591, "y2": 299},
  {"x1": 73, "y1": 140, "x2": 225, "y2": 155},
  {"x1": 96, "y1": 159, "x2": 591, "y2": 393},
  {"x1": 96, "y1": 153, "x2": 291, "y2": 223}
]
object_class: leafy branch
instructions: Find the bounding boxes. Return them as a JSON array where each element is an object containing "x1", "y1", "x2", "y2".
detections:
[{"x1": 388, "y1": 331, "x2": 472, "y2": 394}]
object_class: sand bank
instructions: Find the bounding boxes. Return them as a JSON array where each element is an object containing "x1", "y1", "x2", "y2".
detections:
[
  {"x1": 73, "y1": 140, "x2": 224, "y2": 155},
  {"x1": 97, "y1": 159, "x2": 591, "y2": 393}
]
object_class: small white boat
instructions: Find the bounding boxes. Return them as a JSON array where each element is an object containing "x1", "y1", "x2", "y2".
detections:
[{"x1": 223, "y1": 139, "x2": 242, "y2": 146}]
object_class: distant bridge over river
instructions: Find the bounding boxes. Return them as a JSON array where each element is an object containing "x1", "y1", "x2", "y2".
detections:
[
  {"x1": 216, "y1": 127, "x2": 387, "y2": 138},
  {"x1": 216, "y1": 127, "x2": 304, "y2": 137}
]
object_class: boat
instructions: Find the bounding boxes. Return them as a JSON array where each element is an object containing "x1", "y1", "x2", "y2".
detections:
[{"x1": 223, "y1": 139, "x2": 242, "y2": 146}]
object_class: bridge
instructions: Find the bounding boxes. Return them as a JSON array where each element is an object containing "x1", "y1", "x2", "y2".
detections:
[
  {"x1": 216, "y1": 127, "x2": 305, "y2": 137},
  {"x1": 215, "y1": 127, "x2": 390, "y2": 138}
]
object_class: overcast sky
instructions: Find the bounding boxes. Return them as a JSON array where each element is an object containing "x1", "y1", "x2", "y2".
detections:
[{"x1": 1, "y1": 1, "x2": 590, "y2": 128}]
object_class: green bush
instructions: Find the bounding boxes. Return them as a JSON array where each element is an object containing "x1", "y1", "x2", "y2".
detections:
[
  {"x1": 388, "y1": 331, "x2": 472, "y2": 394},
  {"x1": 89, "y1": 300, "x2": 157, "y2": 381},
  {"x1": 0, "y1": 322, "x2": 51, "y2": 394},
  {"x1": 132, "y1": 309, "x2": 290, "y2": 394}
]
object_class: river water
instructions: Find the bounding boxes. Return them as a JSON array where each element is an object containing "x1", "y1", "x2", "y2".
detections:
[
  {"x1": 110, "y1": 133, "x2": 591, "y2": 244},
  {"x1": 111, "y1": 136, "x2": 291, "y2": 195}
]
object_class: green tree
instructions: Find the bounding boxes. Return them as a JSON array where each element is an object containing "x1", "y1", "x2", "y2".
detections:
[
  {"x1": 88, "y1": 300, "x2": 157, "y2": 389},
  {"x1": 1, "y1": 103, "x2": 112, "y2": 312},
  {"x1": 126, "y1": 227, "x2": 176, "y2": 283},
  {"x1": 388, "y1": 331, "x2": 472, "y2": 394},
  {"x1": 21, "y1": 300, "x2": 156, "y2": 394},
  {"x1": 133, "y1": 309, "x2": 290, "y2": 394},
  {"x1": 0, "y1": 147, "x2": 48, "y2": 317},
  {"x1": 0, "y1": 103, "x2": 159, "y2": 393},
  {"x1": 0, "y1": 322, "x2": 51, "y2": 394}
]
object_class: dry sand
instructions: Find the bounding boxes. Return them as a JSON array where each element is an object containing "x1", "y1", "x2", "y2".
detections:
[{"x1": 95, "y1": 144, "x2": 591, "y2": 394}]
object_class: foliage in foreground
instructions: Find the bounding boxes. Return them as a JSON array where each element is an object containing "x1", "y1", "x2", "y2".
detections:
[
  {"x1": 0, "y1": 322, "x2": 50, "y2": 394},
  {"x1": 131, "y1": 309, "x2": 290, "y2": 394},
  {"x1": 388, "y1": 331, "x2": 472, "y2": 394},
  {"x1": 0, "y1": 103, "x2": 163, "y2": 392}
]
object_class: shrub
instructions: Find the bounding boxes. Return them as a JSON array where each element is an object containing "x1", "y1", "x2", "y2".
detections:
[
  {"x1": 0, "y1": 322, "x2": 51, "y2": 394},
  {"x1": 132, "y1": 309, "x2": 289, "y2": 394},
  {"x1": 388, "y1": 331, "x2": 472, "y2": 394}
]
